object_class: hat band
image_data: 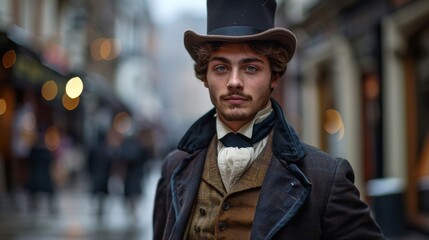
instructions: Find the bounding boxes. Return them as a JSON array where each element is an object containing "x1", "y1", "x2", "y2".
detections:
[{"x1": 208, "y1": 26, "x2": 263, "y2": 36}]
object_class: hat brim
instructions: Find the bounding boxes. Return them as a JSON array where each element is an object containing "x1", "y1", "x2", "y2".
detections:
[{"x1": 184, "y1": 27, "x2": 297, "y2": 62}]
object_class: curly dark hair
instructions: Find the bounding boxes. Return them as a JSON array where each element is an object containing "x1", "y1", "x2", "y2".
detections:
[{"x1": 192, "y1": 41, "x2": 289, "y2": 81}]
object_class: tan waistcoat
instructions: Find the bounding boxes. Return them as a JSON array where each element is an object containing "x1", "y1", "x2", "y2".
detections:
[{"x1": 186, "y1": 135, "x2": 273, "y2": 239}]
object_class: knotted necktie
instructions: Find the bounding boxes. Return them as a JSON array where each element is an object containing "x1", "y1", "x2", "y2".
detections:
[
  {"x1": 220, "y1": 110, "x2": 276, "y2": 148},
  {"x1": 220, "y1": 132, "x2": 252, "y2": 148}
]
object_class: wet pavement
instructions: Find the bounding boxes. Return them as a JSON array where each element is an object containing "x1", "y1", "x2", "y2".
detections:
[
  {"x1": 1, "y1": 160, "x2": 428, "y2": 240},
  {"x1": 0, "y1": 162, "x2": 161, "y2": 240}
]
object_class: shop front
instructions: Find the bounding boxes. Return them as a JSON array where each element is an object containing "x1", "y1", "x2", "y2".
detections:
[{"x1": 0, "y1": 28, "x2": 74, "y2": 193}]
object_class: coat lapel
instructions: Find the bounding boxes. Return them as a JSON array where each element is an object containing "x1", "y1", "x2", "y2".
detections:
[
  {"x1": 251, "y1": 156, "x2": 312, "y2": 240},
  {"x1": 169, "y1": 149, "x2": 207, "y2": 237}
]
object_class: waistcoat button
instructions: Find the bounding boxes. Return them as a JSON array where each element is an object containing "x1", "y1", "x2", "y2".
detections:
[
  {"x1": 199, "y1": 207, "x2": 206, "y2": 216},
  {"x1": 195, "y1": 225, "x2": 201, "y2": 232},
  {"x1": 222, "y1": 201, "x2": 230, "y2": 210},
  {"x1": 218, "y1": 221, "x2": 227, "y2": 231}
]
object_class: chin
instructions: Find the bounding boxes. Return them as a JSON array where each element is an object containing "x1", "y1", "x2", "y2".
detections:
[{"x1": 223, "y1": 109, "x2": 253, "y2": 122}]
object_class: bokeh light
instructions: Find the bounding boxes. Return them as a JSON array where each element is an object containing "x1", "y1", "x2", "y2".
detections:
[
  {"x1": 0, "y1": 99, "x2": 6, "y2": 115},
  {"x1": 45, "y1": 126, "x2": 60, "y2": 151},
  {"x1": 324, "y1": 108, "x2": 345, "y2": 140},
  {"x1": 41, "y1": 80, "x2": 58, "y2": 101},
  {"x1": 113, "y1": 111, "x2": 132, "y2": 134},
  {"x1": 62, "y1": 94, "x2": 80, "y2": 110},
  {"x1": 100, "y1": 39, "x2": 113, "y2": 59},
  {"x1": 90, "y1": 38, "x2": 121, "y2": 61},
  {"x1": 22, "y1": 111, "x2": 36, "y2": 132},
  {"x1": 65, "y1": 77, "x2": 84, "y2": 99},
  {"x1": 2, "y1": 49, "x2": 16, "y2": 68}
]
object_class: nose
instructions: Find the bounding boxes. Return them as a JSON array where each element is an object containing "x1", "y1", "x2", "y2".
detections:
[{"x1": 227, "y1": 69, "x2": 243, "y2": 89}]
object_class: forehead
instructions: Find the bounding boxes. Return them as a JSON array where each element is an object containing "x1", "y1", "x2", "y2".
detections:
[{"x1": 210, "y1": 43, "x2": 268, "y2": 62}]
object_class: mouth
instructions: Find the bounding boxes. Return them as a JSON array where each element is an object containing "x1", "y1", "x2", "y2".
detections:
[{"x1": 223, "y1": 94, "x2": 249, "y2": 105}]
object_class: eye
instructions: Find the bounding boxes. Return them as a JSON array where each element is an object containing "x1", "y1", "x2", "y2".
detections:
[
  {"x1": 214, "y1": 65, "x2": 228, "y2": 73},
  {"x1": 245, "y1": 65, "x2": 258, "y2": 73}
]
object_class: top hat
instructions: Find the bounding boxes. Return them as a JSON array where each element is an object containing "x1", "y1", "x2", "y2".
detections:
[{"x1": 184, "y1": 0, "x2": 297, "y2": 62}]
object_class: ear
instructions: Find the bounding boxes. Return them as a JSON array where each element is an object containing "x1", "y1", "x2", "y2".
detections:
[
  {"x1": 203, "y1": 79, "x2": 209, "y2": 88},
  {"x1": 270, "y1": 74, "x2": 280, "y2": 89}
]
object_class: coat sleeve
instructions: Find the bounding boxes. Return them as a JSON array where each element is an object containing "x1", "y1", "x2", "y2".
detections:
[
  {"x1": 153, "y1": 159, "x2": 169, "y2": 240},
  {"x1": 321, "y1": 158, "x2": 385, "y2": 240},
  {"x1": 152, "y1": 149, "x2": 190, "y2": 239}
]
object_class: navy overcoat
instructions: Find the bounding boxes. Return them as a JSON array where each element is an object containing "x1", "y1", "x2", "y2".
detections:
[{"x1": 153, "y1": 99, "x2": 384, "y2": 240}]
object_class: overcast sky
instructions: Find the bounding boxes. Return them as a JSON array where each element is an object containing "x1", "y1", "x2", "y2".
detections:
[{"x1": 148, "y1": 0, "x2": 206, "y2": 24}]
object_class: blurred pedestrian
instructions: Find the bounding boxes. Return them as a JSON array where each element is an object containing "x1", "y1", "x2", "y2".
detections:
[
  {"x1": 26, "y1": 130, "x2": 57, "y2": 214},
  {"x1": 121, "y1": 132, "x2": 149, "y2": 221},
  {"x1": 153, "y1": 0, "x2": 384, "y2": 239},
  {"x1": 89, "y1": 127, "x2": 122, "y2": 218}
]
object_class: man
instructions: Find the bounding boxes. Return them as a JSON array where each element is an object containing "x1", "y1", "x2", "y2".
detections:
[{"x1": 153, "y1": 0, "x2": 385, "y2": 239}]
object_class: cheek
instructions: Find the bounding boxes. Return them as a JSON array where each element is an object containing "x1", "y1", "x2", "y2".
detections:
[{"x1": 205, "y1": 77, "x2": 224, "y2": 91}]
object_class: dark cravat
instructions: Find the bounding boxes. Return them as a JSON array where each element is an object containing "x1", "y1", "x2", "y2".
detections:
[
  {"x1": 220, "y1": 133, "x2": 252, "y2": 148},
  {"x1": 220, "y1": 111, "x2": 276, "y2": 148}
]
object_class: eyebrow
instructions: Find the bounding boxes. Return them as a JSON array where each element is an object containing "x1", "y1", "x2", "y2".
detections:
[
  {"x1": 241, "y1": 58, "x2": 265, "y2": 64},
  {"x1": 209, "y1": 56, "x2": 229, "y2": 64},
  {"x1": 209, "y1": 56, "x2": 265, "y2": 65}
]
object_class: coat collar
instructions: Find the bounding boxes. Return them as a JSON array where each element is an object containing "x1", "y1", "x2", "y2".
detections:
[{"x1": 177, "y1": 98, "x2": 306, "y2": 162}]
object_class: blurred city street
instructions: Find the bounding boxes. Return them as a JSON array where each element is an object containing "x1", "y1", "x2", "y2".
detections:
[
  {"x1": 0, "y1": 162, "x2": 161, "y2": 240},
  {"x1": 1, "y1": 0, "x2": 429, "y2": 239}
]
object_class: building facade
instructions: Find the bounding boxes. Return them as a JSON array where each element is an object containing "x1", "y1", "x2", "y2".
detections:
[{"x1": 277, "y1": 0, "x2": 429, "y2": 234}]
